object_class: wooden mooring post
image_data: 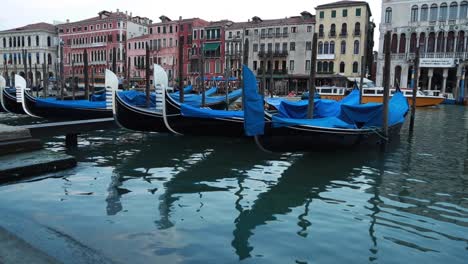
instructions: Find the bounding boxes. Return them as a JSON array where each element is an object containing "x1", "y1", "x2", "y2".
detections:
[
  {"x1": 306, "y1": 33, "x2": 318, "y2": 119},
  {"x1": 382, "y1": 31, "x2": 392, "y2": 139},
  {"x1": 178, "y1": 34, "x2": 185, "y2": 103},
  {"x1": 145, "y1": 43, "x2": 151, "y2": 108},
  {"x1": 409, "y1": 47, "x2": 420, "y2": 132}
]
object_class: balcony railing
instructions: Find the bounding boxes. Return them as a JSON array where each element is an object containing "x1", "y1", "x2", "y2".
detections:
[
  {"x1": 339, "y1": 32, "x2": 348, "y2": 37},
  {"x1": 226, "y1": 51, "x2": 242, "y2": 57},
  {"x1": 389, "y1": 52, "x2": 468, "y2": 61},
  {"x1": 329, "y1": 32, "x2": 336, "y2": 38},
  {"x1": 282, "y1": 33, "x2": 289, "y2": 38},
  {"x1": 318, "y1": 32, "x2": 324, "y2": 38},
  {"x1": 71, "y1": 42, "x2": 106, "y2": 49},
  {"x1": 353, "y1": 30, "x2": 361, "y2": 37},
  {"x1": 258, "y1": 50, "x2": 289, "y2": 58},
  {"x1": 256, "y1": 68, "x2": 288, "y2": 75}
]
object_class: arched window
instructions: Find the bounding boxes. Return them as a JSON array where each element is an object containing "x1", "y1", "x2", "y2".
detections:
[
  {"x1": 330, "y1": 41, "x2": 335, "y2": 54},
  {"x1": 353, "y1": 40, "x2": 360, "y2": 54},
  {"x1": 449, "y1": 2, "x2": 458, "y2": 20},
  {"x1": 330, "y1": 24, "x2": 336, "y2": 36},
  {"x1": 341, "y1": 41, "x2": 346, "y2": 54},
  {"x1": 385, "y1": 7, "x2": 392, "y2": 23},
  {"x1": 329, "y1": 62, "x2": 334, "y2": 73},
  {"x1": 47, "y1": 36, "x2": 51, "y2": 47},
  {"x1": 354, "y1": 22, "x2": 361, "y2": 36},
  {"x1": 318, "y1": 41, "x2": 323, "y2": 54},
  {"x1": 341, "y1": 23, "x2": 347, "y2": 36},
  {"x1": 35, "y1": 35, "x2": 39, "y2": 46},
  {"x1": 317, "y1": 61, "x2": 323, "y2": 73},
  {"x1": 430, "y1": 4, "x2": 438, "y2": 21},
  {"x1": 2, "y1": 38, "x2": 5, "y2": 48},
  {"x1": 437, "y1": 32, "x2": 445, "y2": 52},
  {"x1": 352, "y1": 61, "x2": 359, "y2": 73},
  {"x1": 324, "y1": 41, "x2": 329, "y2": 54},
  {"x1": 446, "y1": 31, "x2": 455, "y2": 52},
  {"x1": 340, "y1": 62, "x2": 345, "y2": 73},
  {"x1": 428, "y1": 32, "x2": 436, "y2": 52},
  {"x1": 391, "y1": 34, "x2": 398, "y2": 53},
  {"x1": 419, "y1": 32, "x2": 426, "y2": 52},
  {"x1": 421, "y1": 4, "x2": 429, "y2": 21},
  {"x1": 323, "y1": 62, "x2": 329, "y2": 73},
  {"x1": 319, "y1": 24, "x2": 324, "y2": 37},
  {"x1": 461, "y1": 1, "x2": 468, "y2": 18},
  {"x1": 399, "y1": 33, "x2": 406, "y2": 53},
  {"x1": 410, "y1": 33, "x2": 417, "y2": 52},
  {"x1": 439, "y1": 3, "x2": 448, "y2": 21},
  {"x1": 411, "y1": 5, "x2": 419, "y2": 22},
  {"x1": 394, "y1": 66, "x2": 402, "y2": 86},
  {"x1": 47, "y1": 53, "x2": 52, "y2": 65},
  {"x1": 458, "y1": 31, "x2": 465, "y2": 52}
]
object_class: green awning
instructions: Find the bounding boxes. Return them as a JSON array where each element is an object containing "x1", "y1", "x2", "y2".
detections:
[{"x1": 204, "y1": 43, "x2": 220, "y2": 51}]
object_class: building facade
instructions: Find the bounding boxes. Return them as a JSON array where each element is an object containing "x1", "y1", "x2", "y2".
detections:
[
  {"x1": 377, "y1": 0, "x2": 468, "y2": 98},
  {"x1": 127, "y1": 16, "x2": 179, "y2": 86},
  {"x1": 315, "y1": 1, "x2": 374, "y2": 85},
  {"x1": 225, "y1": 12, "x2": 316, "y2": 94},
  {"x1": 57, "y1": 10, "x2": 150, "y2": 82},
  {"x1": 0, "y1": 22, "x2": 58, "y2": 87}
]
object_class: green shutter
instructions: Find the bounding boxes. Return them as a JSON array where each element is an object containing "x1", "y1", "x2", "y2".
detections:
[
  {"x1": 320, "y1": 11, "x2": 324, "y2": 19},
  {"x1": 356, "y1": 8, "x2": 361, "y2": 17},
  {"x1": 332, "y1": 10, "x2": 336, "y2": 18}
]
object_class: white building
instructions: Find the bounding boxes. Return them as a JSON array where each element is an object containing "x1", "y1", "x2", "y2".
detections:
[
  {"x1": 377, "y1": 0, "x2": 468, "y2": 98},
  {"x1": 225, "y1": 12, "x2": 315, "y2": 93},
  {"x1": 0, "y1": 22, "x2": 58, "y2": 87}
]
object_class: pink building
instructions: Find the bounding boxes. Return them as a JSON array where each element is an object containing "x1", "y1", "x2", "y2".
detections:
[
  {"x1": 57, "y1": 10, "x2": 151, "y2": 84},
  {"x1": 127, "y1": 16, "x2": 180, "y2": 86}
]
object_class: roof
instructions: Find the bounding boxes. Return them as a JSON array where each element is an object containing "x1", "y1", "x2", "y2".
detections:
[
  {"x1": 315, "y1": 1, "x2": 372, "y2": 16},
  {"x1": 57, "y1": 11, "x2": 150, "y2": 28},
  {"x1": 0, "y1": 22, "x2": 56, "y2": 33},
  {"x1": 227, "y1": 15, "x2": 315, "y2": 30}
]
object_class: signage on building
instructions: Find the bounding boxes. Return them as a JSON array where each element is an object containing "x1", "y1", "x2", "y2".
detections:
[{"x1": 419, "y1": 58, "x2": 456, "y2": 68}]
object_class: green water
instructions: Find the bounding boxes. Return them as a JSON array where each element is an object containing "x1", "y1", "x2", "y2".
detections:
[{"x1": 0, "y1": 105, "x2": 467, "y2": 263}]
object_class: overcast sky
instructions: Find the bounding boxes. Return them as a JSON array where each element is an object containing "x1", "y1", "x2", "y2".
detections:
[{"x1": 0, "y1": 0, "x2": 382, "y2": 47}]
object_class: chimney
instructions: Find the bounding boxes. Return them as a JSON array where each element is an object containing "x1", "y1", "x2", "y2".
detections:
[
  {"x1": 66, "y1": 19, "x2": 70, "y2": 23},
  {"x1": 179, "y1": 16, "x2": 182, "y2": 21},
  {"x1": 117, "y1": 8, "x2": 120, "y2": 13}
]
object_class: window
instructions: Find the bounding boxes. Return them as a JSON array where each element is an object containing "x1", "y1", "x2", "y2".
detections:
[
  {"x1": 282, "y1": 42, "x2": 288, "y2": 51},
  {"x1": 461, "y1": 2, "x2": 468, "y2": 18},
  {"x1": 411, "y1": 5, "x2": 419, "y2": 22},
  {"x1": 305, "y1": 60, "x2": 311, "y2": 71},
  {"x1": 421, "y1": 4, "x2": 429, "y2": 21},
  {"x1": 253, "y1": 61, "x2": 258, "y2": 70},
  {"x1": 329, "y1": 62, "x2": 334, "y2": 73},
  {"x1": 353, "y1": 61, "x2": 359, "y2": 73},
  {"x1": 36, "y1": 35, "x2": 39, "y2": 46},
  {"x1": 385, "y1": 7, "x2": 392, "y2": 23},
  {"x1": 290, "y1": 42, "x2": 295, "y2": 51},
  {"x1": 341, "y1": 41, "x2": 346, "y2": 54},
  {"x1": 332, "y1": 10, "x2": 336, "y2": 18},
  {"x1": 291, "y1": 27, "x2": 297, "y2": 33},
  {"x1": 27, "y1": 36, "x2": 31, "y2": 46},
  {"x1": 356, "y1": 8, "x2": 361, "y2": 16},
  {"x1": 318, "y1": 41, "x2": 323, "y2": 54},
  {"x1": 430, "y1": 4, "x2": 438, "y2": 21},
  {"x1": 253, "y1": 44, "x2": 258, "y2": 52},
  {"x1": 440, "y1": 3, "x2": 448, "y2": 21},
  {"x1": 343, "y1": 9, "x2": 348, "y2": 17},
  {"x1": 47, "y1": 36, "x2": 51, "y2": 47},
  {"x1": 330, "y1": 24, "x2": 336, "y2": 36},
  {"x1": 320, "y1": 11, "x2": 324, "y2": 19},
  {"x1": 318, "y1": 61, "x2": 323, "y2": 73},
  {"x1": 341, "y1": 23, "x2": 347, "y2": 36},
  {"x1": 290, "y1": 60, "x2": 295, "y2": 71},
  {"x1": 306, "y1": 41, "x2": 312, "y2": 50},
  {"x1": 324, "y1": 42, "x2": 329, "y2": 54},
  {"x1": 330, "y1": 41, "x2": 335, "y2": 54},
  {"x1": 319, "y1": 24, "x2": 324, "y2": 37},
  {"x1": 354, "y1": 22, "x2": 361, "y2": 35},
  {"x1": 354, "y1": 40, "x2": 360, "y2": 54},
  {"x1": 307, "y1": 26, "x2": 312, "y2": 32},
  {"x1": 449, "y1": 2, "x2": 458, "y2": 20},
  {"x1": 340, "y1": 62, "x2": 345, "y2": 73},
  {"x1": 323, "y1": 62, "x2": 328, "y2": 73}
]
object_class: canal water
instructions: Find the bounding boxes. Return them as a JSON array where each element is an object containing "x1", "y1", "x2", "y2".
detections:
[{"x1": 0, "y1": 106, "x2": 467, "y2": 264}]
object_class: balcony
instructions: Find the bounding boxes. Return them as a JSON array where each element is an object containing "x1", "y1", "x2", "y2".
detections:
[
  {"x1": 389, "y1": 52, "x2": 468, "y2": 62},
  {"x1": 317, "y1": 54, "x2": 335, "y2": 60},
  {"x1": 339, "y1": 32, "x2": 348, "y2": 37},
  {"x1": 318, "y1": 32, "x2": 324, "y2": 38},
  {"x1": 353, "y1": 30, "x2": 361, "y2": 37},
  {"x1": 329, "y1": 32, "x2": 336, "y2": 38},
  {"x1": 273, "y1": 69, "x2": 288, "y2": 75},
  {"x1": 256, "y1": 68, "x2": 287, "y2": 75},
  {"x1": 226, "y1": 51, "x2": 242, "y2": 57},
  {"x1": 71, "y1": 42, "x2": 106, "y2": 49},
  {"x1": 258, "y1": 50, "x2": 289, "y2": 58},
  {"x1": 282, "y1": 33, "x2": 289, "y2": 38}
]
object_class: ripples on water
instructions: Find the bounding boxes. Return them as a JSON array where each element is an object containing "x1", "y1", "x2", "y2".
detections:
[{"x1": 0, "y1": 106, "x2": 467, "y2": 264}]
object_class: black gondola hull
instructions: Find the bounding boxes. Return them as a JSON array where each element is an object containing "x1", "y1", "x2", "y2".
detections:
[
  {"x1": 24, "y1": 92, "x2": 112, "y2": 120},
  {"x1": 257, "y1": 121, "x2": 403, "y2": 152},
  {"x1": 2, "y1": 90, "x2": 25, "y2": 114},
  {"x1": 114, "y1": 93, "x2": 169, "y2": 133}
]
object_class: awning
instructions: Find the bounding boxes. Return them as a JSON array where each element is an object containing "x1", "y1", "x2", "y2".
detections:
[{"x1": 204, "y1": 42, "x2": 220, "y2": 51}]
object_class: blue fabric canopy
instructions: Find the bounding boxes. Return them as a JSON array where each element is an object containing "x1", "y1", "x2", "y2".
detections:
[
  {"x1": 171, "y1": 85, "x2": 193, "y2": 96},
  {"x1": 35, "y1": 98, "x2": 106, "y2": 109},
  {"x1": 90, "y1": 92, "x2": 106, "y2": 102},
  {"x1": 181, "y1": 104, "x2": 244, "y2": 119},
  {"x1": 272, "y1": 116, "x2": 355, "y2": 129},
  {"x1": 243, "y1": 65, "x2": 264, "y2": 136}
]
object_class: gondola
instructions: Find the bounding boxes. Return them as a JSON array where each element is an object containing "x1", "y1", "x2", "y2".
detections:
[
  {"x1": 0, "y1": 76, "x2": 25, "y2": 115},
  {"x1": 242, "y1": 65, "x2": 409, "y2": 152},
  {"x1": 112, "y1": 65, "x2": 243, "y2": 133},
  {"x1": 18, "y1": 74, "x2": 113, "y2": 120},
  {"x1": 0, "y1": 76, "x2": 6, "y2": 112}
]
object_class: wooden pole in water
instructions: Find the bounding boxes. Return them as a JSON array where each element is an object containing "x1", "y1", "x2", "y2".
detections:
[
  {"x1": 269, "y1": 52, "x2": 274, "y2": 98},
  {"x1": 382, "y1": 31, "x2": 392, "y2": 138},
  {"x1": 242, "y1": 37, "x2": 249, "y2": 110},
  {"x1": 60, "y1": 41, "x2": 64, "y2": 100},
  {"x1": 178, "y1": 35, "x2": 185, "y2": 103},
  {"x1": 409, "y1": 47, "x2": 419, "y2": 132},
  {"x1": 91, "y1": 66, "x2": 95, "y2": 96},
  {"x1": 201, "y1": 42, "x2": 206, "y2": 107},
  {"x1": 145, "y1": 43, "x2": 150, "y2": 108},
  {"x1": 112, "y1": 47, "x2": 117, "y2": 74},
  {"x1": 359, "y1": 13, "x2": 370, "y2": 104},
  {"x1": 22, "y1": 49, "x2": 28, "y2": 86},
  {"x1": 306, "y1": 33, "x2": 318, "y2": 119},
  {"x1": 224, "y1": 67, "x2": 229, "y2": 110},
  {"x1": 71, "y1": 59, "x2": 75, "y2": 100},
  {"x1": 34, "y1": 64, "x2": 38, "y2": 97},
  {"x1": 126, "y1": 56, "x2": 130, "y2": 90},
  {"x1": 83, "y1": 49, "x2": 89, "y2": 100},
  {"x1": 42, "y1": 62, "x2": 48, "y2": 98}
]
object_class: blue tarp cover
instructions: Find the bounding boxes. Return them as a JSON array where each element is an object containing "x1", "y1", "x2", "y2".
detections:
[
  {"x1": 90, "y1": 92, "x2": 106, "y2": 102},
  {"x1": 171, "y1": 85, "x2": 193, "y2": 96},
  {"x1": 272, "y1": 116, "x2": 356, "y2": 129},
  {"x1": 181, "y1": 103, "x2": 244, "y2": 119},
  {"x1": 243, "y1": 65, "x2": 265, "y2": 136},
  {"x1": 35, "y1": 98, "x2": 106, "y2": 109}
]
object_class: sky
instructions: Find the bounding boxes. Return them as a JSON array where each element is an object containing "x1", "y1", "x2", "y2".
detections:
[{"x1": 0, "y1": 0, "x2": 382, "y2": 46}]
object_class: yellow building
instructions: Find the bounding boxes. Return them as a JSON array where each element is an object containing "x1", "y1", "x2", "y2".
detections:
[{"x1": 315, "y1": 1, "x2": 374, "y2": 86}]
